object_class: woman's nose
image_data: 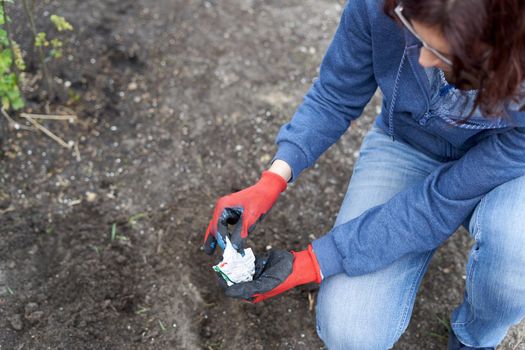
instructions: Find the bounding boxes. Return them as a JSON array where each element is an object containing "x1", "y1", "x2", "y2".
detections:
[{"x1": 418, "y1": 47, "x2": 442, "y2": 68}]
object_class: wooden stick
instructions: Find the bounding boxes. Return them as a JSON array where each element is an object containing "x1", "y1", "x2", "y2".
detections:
[
  {"x1": 0, "y1": 205, "x2": 15, "y2": 214},
  {"x1": 0, "y1": 108, "x2": 33, "y2": 130},
  {"x1": 512, "y1": 336, "x2": 524, "y2": 350},
  {"x1": 21, "y1": 113, "x2": 77, "y2": 121},
  {"x1": 73, "y1": 141, "x2": 81, "y2": 161},
  {"x1": 308, "y1": 291, "x2": 315, "y2": 312},
  {"x1": 25, "y1": 116, "x2": 71, "y2": 148}
]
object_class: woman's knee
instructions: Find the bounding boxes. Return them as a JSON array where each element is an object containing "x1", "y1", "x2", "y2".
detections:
[
  {"x1": 468, "y1": 178, "x2": 525, "y2": 312},
  {"x1": 315, "y1": 275, "x2": 402, "y2": 350},
  {"x1": 470, "y1": 175, "x2": 525, "y2": 258},
  {"x1": 316, "y1": 314, "x2": 396, "y2": 350},
  {"x1": 471, "y1": 188, "x2": 525, "y2": 268}
]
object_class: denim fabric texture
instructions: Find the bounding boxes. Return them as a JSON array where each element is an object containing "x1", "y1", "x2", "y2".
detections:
[
  {"x1": 314, "y1": 126, "x2": 525, "y2": 349},
  {"x1": 424, "y1": 67, "x2": 507, "y2": 129}
]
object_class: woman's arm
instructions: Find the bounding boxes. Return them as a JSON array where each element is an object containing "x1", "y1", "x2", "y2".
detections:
[
  {"x1": 272, "y1": 0, "x2": 378, "y2": 182},
  {"x1": 268, "y1": 159, "x2": 292, "y2": 183},
  {"x1": 313, "y1": 127, "x2": 525, "y2": 277}
]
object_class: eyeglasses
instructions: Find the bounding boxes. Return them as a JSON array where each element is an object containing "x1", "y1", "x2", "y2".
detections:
[{"x1": 394, "y1": 4, "x2": 453, "y2": 66}]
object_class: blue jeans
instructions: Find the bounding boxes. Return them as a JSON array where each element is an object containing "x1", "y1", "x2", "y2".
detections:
[{"x1": 315, "y1": 125, "x2": 525, "y2": 349}]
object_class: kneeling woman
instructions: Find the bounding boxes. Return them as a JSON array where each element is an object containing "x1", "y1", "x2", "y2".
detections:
[{"x1": 204, "y1": 0, "x2": 525, "y2": 349}]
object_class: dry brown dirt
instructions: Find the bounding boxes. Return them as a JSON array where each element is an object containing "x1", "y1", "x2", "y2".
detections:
[{"x1": 1, "y1": 1, "x2": 524, "y2": 349}]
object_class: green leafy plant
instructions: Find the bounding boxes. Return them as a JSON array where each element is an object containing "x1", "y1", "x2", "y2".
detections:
[
  {"x1": 22, "y1": 0, "x2": 74, "y2": 102},
  {"x1": 34, "y1": 16, "x2": 73, "y2": 61},
  {"x1": 0, "y1": 0, "x2": 24, "y2": 110},
  {"x1": 50, "y1": 15, "x2": 73, "y2": 32},
  {"x1": 0, "y1": 0, "x2": 75, "y2": 112}
]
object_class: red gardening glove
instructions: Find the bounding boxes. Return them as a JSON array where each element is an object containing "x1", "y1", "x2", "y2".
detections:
[
  {"x1": 224, "y1": 244, "x2": 322, "y2": 303},
  {"x1": 203, "y1": 170, "x2": 287, "y2": 255}
]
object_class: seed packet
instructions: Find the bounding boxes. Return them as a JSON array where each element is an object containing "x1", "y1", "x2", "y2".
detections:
[{"x1": 212, "y1": 236, "x2": 255, "y2": 286}]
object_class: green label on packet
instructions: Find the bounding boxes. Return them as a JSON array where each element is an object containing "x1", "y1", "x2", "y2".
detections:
[{"x1": 213, "y1": 265, "x2": 234, "y2": 286}]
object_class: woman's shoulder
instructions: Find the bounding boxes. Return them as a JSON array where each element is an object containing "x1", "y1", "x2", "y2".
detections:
[
  {"x1": 344, "y1": 0, "x2": 387, "y2": 17},
  {"x1": 342, "y1": 0, "x2": 399, "y2": 34}
]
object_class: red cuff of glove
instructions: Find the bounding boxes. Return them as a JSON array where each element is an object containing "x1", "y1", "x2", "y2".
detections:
[
  {"x1": 260, "y1": 170, "x2": 288, "y2": 193},
  {"x1": 252, "y1": 244, "x2": 321, "y2": 303}
]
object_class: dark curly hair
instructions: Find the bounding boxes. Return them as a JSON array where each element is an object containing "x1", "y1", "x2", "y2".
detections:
[{"x1": 384, "y1": 0, "x2": 525, "y2": 117}]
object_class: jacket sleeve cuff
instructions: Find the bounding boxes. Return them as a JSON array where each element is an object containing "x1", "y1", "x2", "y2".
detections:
[
  {"x1": 312, "y1": 233, "x2": 345, "y2": 278},
  {"x1": 271, "y1": 142, "x2": 309, "y2": 183}
]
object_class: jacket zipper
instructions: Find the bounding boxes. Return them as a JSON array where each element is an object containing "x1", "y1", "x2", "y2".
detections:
[{"x1": 405, "y1": 44, "x2": 431, "y2": 124}]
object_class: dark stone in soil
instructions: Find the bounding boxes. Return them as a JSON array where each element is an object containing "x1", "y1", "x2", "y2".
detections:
[{"x1": 8, "y1": 314, "x2": 23, "y2": 331}]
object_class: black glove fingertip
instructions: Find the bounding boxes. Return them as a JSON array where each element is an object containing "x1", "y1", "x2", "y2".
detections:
[
  {"x1": 230, "y1": 216, "x2": 245, "y2": 253},
  {"x1": 225, "y1": 285, "x2": 251, "y2": 300},
  {"x1": 203, "y1": 235, "x2": 217, "y2": 255},
  {"x1": 215, "y1": 273, "x2": 230, "y2": 290}
]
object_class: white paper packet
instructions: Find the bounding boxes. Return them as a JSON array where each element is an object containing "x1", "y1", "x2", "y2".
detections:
[{"x1": 212, "y1": 236, "x2": 255, "y2": 286}]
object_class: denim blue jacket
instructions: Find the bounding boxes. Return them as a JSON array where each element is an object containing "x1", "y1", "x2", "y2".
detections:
[{"x1": 271, "y1": 0, "x2": 525, "y2": 278}]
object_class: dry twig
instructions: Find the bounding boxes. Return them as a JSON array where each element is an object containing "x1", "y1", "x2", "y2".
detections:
[
  {"x1": 1, "y1": 108, "x2": 33, "y2": 130},
  {"x1": 21, "y1": 113, "x2": 77, "y2": 121},
  {"x1": 0, "y1": 206, "x2": 15, "y2": 214},
  {"x1": 22, "y1": 115, "x2": 71, "y2": 148},
  {"x1": 73, "y1": 141, "x2": 81, "y2": 161},
  {"x1": 308, "y1": 291, "x2": 315, "y2": 312},
  {"x1": 512, "y1": 337, "x2": 524, "y2": 350}
]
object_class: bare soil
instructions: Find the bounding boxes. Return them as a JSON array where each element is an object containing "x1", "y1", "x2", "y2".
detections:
[{"x1": 1, "y1": 1, "x2": 523, "y2": 349}]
